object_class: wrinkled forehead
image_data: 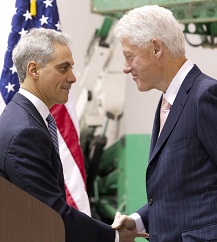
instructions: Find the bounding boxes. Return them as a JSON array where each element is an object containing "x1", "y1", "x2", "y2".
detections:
[{"x1": 121, "y1": 38, "x2": 140, "y2": 54}]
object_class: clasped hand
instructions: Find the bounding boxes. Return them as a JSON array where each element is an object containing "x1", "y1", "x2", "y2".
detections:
[{"x1": 111, "y1": 212, "x2": 149, "y2": 242}]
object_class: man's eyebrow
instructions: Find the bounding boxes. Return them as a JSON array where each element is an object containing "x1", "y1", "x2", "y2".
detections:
[
  {"x1": 123, "y1": 50, "x2": 132, "y2": 55},
  {"x1": 56, "y1": 62, "x2": 73, "y2": 67}
]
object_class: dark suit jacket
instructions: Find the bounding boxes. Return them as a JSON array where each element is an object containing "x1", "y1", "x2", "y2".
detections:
[
  {"x1": 137, "y1": 65, "x2": 217, "y2": 242},
  {"x1": 0, "y1": 93, "x2": 115, "y2": 242}
]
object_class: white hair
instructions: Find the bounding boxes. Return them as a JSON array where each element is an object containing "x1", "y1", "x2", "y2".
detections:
[{"x1": 114, "y1": 5, "x2": 185, "y2": 58}]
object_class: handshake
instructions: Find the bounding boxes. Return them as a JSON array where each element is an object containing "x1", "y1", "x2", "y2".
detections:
[{"x1": 111, "y1": 212, "x2": 149, "y2": 242}]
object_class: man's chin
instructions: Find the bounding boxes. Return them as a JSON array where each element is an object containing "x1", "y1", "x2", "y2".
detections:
[{"x1": 137, "y1": 84, "x2": 151, "y2": 92}]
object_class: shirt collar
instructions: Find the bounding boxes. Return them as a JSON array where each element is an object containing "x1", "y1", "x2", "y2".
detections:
[
  {"x1": 164, "y1": 59, "x2": 194, "y2": 105},
  {"x1": 18, "y1": 88, "x2": 50, "y2": 125}
]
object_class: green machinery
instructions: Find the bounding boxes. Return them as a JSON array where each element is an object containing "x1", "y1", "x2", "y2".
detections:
[
  {"x1": 87, "y1": 134, "x2": 150, "y2": 223},
  {"x1": 84, "y1": 132, "x2": 151, "y2": 242},
  {"x1": 92, "y1": 0, "x2": 217, "y2": 47},
  {"x1": 82, "y1": 13, "x2": 152, "y2": 227}
]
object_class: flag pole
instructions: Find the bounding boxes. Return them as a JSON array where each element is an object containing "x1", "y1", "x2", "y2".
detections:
[{"x1": 30, "y1": 0, "x2": 37, "y2": 16}]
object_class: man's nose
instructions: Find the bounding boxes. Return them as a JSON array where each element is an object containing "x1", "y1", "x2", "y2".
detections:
[
  {"x1": 68, "y1": 70, "x2": 76, "y2": 83},
  {"x1": 123, "y1": 64, "x2": 132, "y2": 74}
]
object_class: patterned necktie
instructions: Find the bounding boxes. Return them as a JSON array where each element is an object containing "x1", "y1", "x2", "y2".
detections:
[
  {"x1": 159, "y1": 98, "x2": 171, "y2": 135},
  {"x1": 46, "y1": 113, "x2": 59, "y2": 155}
]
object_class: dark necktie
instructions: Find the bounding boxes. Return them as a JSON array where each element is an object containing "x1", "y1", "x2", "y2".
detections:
[
  {"x1": 46, "y1": 113, "x2": 59, "y2": 155},
  {"x1": 159, "y1": 98, "x2": 171, "y2": 135}
]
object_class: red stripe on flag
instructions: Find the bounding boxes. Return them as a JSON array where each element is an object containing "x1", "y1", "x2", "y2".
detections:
[
  {"x1": 50, "y1": 104, "x2": 86, "y2": 184},
  {"x1": 64, "y1": 184, "x2": 78, "y2": 209}
]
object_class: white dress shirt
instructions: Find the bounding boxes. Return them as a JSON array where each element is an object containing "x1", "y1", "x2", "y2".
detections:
[{"x1": 18, "y1": 88, "x2": 50, "y2": 126}]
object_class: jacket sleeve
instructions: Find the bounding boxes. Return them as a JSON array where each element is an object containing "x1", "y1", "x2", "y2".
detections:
[{"x1": 137, "y1": 204, "x2": 149, "y2": 233}]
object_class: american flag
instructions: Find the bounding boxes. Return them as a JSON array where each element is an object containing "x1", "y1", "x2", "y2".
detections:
[{"x1": 0, "y1": 0, "x2": 91, "y2": 216}]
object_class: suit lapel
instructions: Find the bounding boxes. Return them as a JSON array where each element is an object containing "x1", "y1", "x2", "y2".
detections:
[
  {"x1": 149, "y1": 65, "x2": 201, "y2": 164},
  {"x1": 12, "y1": 93, "x2": 61, "y2": 159},
  {"x1": 12, "y1": 93, "x2": 48, "y2": 132}
]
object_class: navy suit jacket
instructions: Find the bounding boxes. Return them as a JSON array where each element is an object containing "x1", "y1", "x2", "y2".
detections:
[
  {"x1": 0, "y1": 93, "x2": 115, "y2": 242},
  {"x1": 137, "y1": 65, "x2": 217, "y2": 241}
]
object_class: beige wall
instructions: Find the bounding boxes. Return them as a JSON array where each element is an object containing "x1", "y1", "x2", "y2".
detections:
[{"x1": 57, "y1": 0, "x2": 104, "y2": 100}]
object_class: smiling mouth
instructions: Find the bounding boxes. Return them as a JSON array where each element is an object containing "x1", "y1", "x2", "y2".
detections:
[{"x1": 62, "y1": 87, "x2": 71, "y2": 90}]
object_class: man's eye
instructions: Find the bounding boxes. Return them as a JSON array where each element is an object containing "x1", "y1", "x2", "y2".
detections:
[
  {"x1": 126, "y1": 56, "x2": 133, "y2": 61},
  {"x1": 59, "y1": 65, "x2": 69, "y2": 72},
  {"x1": 62, "y1": 65, "x2": 68, "y2": 70}
]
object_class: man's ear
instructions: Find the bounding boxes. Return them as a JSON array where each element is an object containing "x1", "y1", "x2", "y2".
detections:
[
  {"x1": 152, "y1": 39, "x2": 163, "y2": 56},
  {"x1": 27, "y1": 61, "x2": 39, "y2": 79}
]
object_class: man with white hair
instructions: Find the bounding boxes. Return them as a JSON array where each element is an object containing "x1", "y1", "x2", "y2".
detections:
[{"x1": 112, "y1": 5, "x2": 217, "y2": 242}]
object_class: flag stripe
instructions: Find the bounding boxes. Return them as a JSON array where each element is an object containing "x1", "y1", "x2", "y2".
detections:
[
  {"x1": 58, "y1": 131, "x2": 91, "y2": 215},
  {"x1": 65, "y1": 184, "x2": 78, "y2": 210},
  {"x1": 0, "y1": 94, "x2": 6, "y2": 115},
  {"x1": 51, "y1": 104, "x2": 86, "y2": 183}
]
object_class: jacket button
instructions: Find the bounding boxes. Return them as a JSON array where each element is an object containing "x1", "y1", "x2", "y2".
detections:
[{"x1": 148, "y1": 198, "x2": 153, "y2": 205}]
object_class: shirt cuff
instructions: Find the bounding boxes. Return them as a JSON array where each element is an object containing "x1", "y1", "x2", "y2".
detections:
[
  {"x1": 130, "y1": 213, "x2": 146, "y2": 232},
  {"x1": 115, "y1": 230, "x2": 119, "y2": 242}
]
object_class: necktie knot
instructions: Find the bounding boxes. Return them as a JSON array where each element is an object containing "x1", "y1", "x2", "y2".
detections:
[
  {"x1": 161, "y1": 98, "x2": 171, "y2": 110},
  {"x1": 159, "y1": 98, "x2": 171, "y2": 135},
  {"x1": 46, "y1": 113, "x2": 55, "y2": 124},
  {"x1": 46, "y1": 113, "x2": 59, "y2": 155}
]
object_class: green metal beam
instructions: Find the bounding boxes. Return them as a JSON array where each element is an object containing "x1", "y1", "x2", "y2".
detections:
[
  {"x1": 95, "y1": 17, "x2": 114, "y2": 39},
  {"x1": 91, "y1": 0, "x2": 217, "y2": 24},
  {"x1": 91, "y1": 0, "x2": 205, "y2": 13}
]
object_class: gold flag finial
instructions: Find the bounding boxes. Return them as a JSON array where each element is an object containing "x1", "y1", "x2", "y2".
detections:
[{"x1": 30, "y1": 0, "x2": 37, "y2": 17}]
